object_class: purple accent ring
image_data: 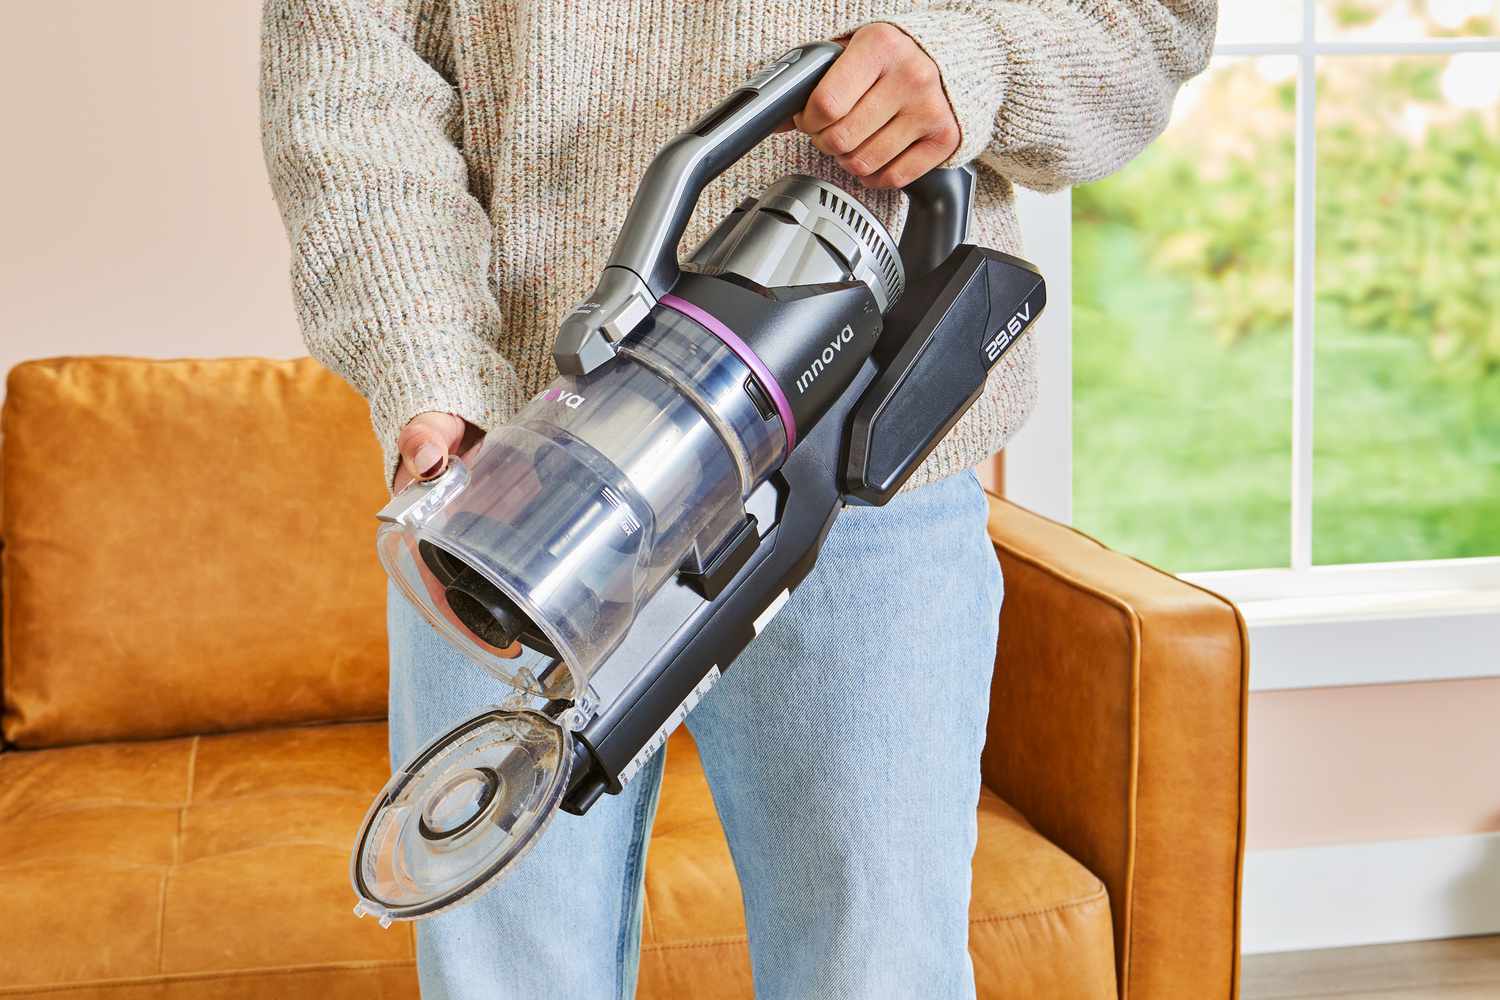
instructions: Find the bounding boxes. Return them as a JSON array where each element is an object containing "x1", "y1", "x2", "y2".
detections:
[{"x1": 658, "y1": 293, "x2": 797, "y2": 449}]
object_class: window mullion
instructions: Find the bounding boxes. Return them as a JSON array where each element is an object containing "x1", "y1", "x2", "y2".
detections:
[{"x1": 1290, "y1": 1, "x2": 1318, "y2": 572}]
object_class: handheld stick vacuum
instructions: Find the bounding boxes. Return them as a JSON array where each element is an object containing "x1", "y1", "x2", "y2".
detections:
[{"x1": 351, "y1": 40, "x2": 1046, "y2": 924}]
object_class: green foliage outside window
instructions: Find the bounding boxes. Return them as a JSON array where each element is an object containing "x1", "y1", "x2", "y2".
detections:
[{"x1": 1072, "y1": 48, "x2": 1500, "y2": 571}]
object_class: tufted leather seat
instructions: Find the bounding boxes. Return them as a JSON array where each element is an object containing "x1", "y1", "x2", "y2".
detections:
[{"x1": 0, "y1": 358, "x2": 1246, "y2": 998}]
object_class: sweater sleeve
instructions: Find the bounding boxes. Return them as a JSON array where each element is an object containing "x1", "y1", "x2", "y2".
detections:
[
  {"x1": 260, "y1": 0, "x2": 521, "y2": 483},
  {"x1": 878, "y1": 1, "x2": 1217, "y2": 191}
]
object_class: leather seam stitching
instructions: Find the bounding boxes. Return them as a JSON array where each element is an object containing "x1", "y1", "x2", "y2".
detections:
[
  {"x1": 966, "y1": 885, "x2": 1111, "y2": 926},
  {"x1": 3, "y1": 714, "x2": 390, "y2": 754},
  {"x1": 0, "y1": 960, "x2": 416, "y2": 996},
  {"x1": 642, "y1": 937, "x2": 748, "y2": 954},
  {"x1": 156, "y1": 736, "x2": 198, "y2": 974}
]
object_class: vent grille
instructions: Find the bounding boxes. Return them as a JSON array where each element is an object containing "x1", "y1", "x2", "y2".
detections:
[{"x1": 817, "y1": 186, "x2": 904, "y2": 305}]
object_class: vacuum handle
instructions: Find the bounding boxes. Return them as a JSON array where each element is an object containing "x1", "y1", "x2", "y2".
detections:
[
  {"x1": 554, "y1": 41, "x2": 842, "y2": 374},
  {"x1": 555, "y1": 42, "x2": 976, "y2": 374},
  {"x1": 898, "y1": 165, "x2": 975, "y2": 280},
  {"x1": 621, "y1": 44, "x2": 974, "y2": 295},
  {"x1": 615, "y1": 41, "x2": 845, "y2": 296}
]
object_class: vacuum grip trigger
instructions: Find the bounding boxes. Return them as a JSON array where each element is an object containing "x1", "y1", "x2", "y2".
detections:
[{"x1": 843, "y1": 247, "x2": 1045, "y2": 506}]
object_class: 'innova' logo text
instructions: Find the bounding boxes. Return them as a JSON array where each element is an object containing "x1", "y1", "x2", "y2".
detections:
[
  {"x1": 540, "y1": 387, "x2": 586, "y2": 408},
  {"x1": 795, "y1": 325, "x2": 857, "y2": 395}
]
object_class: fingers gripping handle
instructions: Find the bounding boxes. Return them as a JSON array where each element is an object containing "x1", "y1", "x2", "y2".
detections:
[
  {"x1": 614, "y1": 42, "x2": 846, "y2": 296},
  {"x1": 554, "y1": 41, "x2": 842, "y2": 374},
  {"x1": 553, "y1": 41, "x2": 974, "y2": 375}
]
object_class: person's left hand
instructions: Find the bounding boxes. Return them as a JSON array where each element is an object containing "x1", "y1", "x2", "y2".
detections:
[{"x1": 793, "y1": 23, "x2": 961, "y2": 189}]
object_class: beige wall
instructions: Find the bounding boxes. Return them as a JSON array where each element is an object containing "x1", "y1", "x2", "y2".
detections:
[
  {"x1": 1249, "y1": 679, "x2": 1500, "y2": 850},
  {"x1": 0, "y1": 1, "x2": 301, "y2": 381},
  {"x1": 4, "y1": 3, "x2": 1494, "y2": 856}
]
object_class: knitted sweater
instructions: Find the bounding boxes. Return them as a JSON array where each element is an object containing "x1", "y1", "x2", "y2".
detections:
[{"x1": 260, "y1": 0, "x2": 1215, "y2": 488}]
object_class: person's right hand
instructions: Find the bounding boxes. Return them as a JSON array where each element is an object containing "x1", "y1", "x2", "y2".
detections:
[{"x1": 394, "y1": 411, "x2": 481, "y2": 492}]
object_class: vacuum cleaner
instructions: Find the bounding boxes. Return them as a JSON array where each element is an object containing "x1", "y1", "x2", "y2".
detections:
[{"x1": 351, "y1": 39, "x2": 1046, "y2": 925}]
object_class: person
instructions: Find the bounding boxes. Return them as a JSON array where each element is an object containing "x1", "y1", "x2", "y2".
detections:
[{"x1": 261, "y1": 3, "x2": 1215, "y2": 997}]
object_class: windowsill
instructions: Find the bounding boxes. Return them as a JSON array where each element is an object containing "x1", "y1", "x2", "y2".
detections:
[
  {"x1": 1234, "y1": 586, "x2": 1500, "y2": 627},
  {"x1": 1208, "y1": 586, "x2": 1500, "y2": 692}
]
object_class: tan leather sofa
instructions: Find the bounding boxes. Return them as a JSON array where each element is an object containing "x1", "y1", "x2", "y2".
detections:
[{"x1": 0, "y1": 357, "x2": 1248, "y2": 999}]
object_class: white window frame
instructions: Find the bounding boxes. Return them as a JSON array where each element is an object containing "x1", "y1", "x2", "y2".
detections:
[{"x1": 1002, "y1": 3, "x2": 1500, "y2": 691}]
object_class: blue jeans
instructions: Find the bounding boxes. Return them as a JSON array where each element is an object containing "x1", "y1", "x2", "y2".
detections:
[{"x1": 387, "y1": 470, "x2": 1003, "y2": 999}]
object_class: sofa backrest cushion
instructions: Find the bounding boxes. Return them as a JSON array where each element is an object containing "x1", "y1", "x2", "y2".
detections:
[{"x1": 2, "y1": 357, "x2": 390, "y2": 748}]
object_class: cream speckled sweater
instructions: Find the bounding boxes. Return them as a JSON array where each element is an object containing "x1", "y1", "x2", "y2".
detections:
[{"x1": 260, "y1": 0, "x2": 1214, "y2": 488}]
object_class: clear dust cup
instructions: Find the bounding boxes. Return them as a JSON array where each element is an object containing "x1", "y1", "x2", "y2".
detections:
[{"x1": 376, "y1": 311, "x2": 787, "y2": 702}]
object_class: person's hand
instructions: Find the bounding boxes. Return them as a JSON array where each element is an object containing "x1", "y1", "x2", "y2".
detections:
[
  {"x1": 793, "y1": 24, "x2": 961, "y2": 189},
  {"x1": 394, "y1": 411, "x2": 482, "y2": 492}
]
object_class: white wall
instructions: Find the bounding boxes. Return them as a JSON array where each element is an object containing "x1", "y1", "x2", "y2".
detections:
[{"x1": 0, "y1": 2, "x2": 301, "y2": 380}]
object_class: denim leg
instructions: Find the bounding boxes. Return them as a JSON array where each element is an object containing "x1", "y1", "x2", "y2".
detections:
[
  {"x1": 386, "y1": 585, "x2": 666, "y2": 1000},
  {"x1": 686, "y1": 472, "x2": 1003, "y2": 1000}
]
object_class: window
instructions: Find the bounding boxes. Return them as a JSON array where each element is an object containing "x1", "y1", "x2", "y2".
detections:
[
  {"x1": 1004, "y1": 1, "x2": 1500, "y2": 688},
  {"x1": 1073, "y1": 52, "x2": 1296, "y2": 572}
]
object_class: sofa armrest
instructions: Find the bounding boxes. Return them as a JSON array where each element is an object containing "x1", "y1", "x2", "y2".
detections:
[{"x1": 983, "y1": 495, "x2": 1248, "y2": 1000}]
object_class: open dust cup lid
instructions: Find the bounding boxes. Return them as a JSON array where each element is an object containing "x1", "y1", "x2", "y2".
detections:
[{"x1": 352, "y1": 709, "x2": 573, "y2": 924}]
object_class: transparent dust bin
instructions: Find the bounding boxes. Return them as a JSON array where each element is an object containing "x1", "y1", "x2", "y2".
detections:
[
  {"x1": 374, "y1": 312, "x2": 786, "y2": 704},
  {"x1": 359, "y1": 313, "x2": 787, "y2": 921}
]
